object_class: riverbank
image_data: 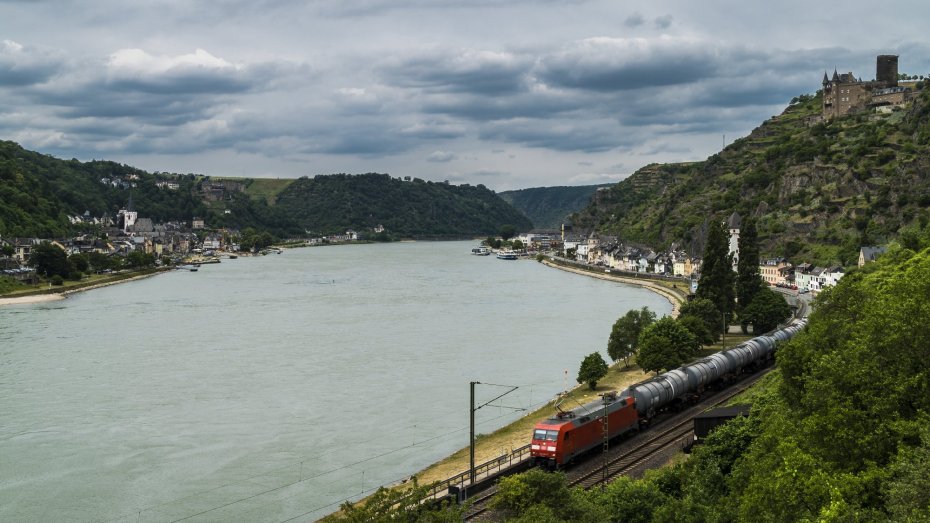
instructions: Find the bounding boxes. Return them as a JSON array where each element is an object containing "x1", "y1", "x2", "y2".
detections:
[
  {"x1": 405, "y1": 258, "x2": 689, "y2": 488},
  {"x1": 541, "y1": 258, "x2": 686, "y2": 318},
  {"x1": 0, "y1": 269, "x2": 166, "y2": 306}
]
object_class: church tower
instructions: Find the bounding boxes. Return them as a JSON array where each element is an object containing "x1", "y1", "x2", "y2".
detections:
[{"x1": 727, "y1": 212, "x2": 741, "y2": 271}]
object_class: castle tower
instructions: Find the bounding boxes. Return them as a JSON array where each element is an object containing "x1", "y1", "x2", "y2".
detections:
[{"x1": 876, "y1": 55, "x2": 898, "y2": 86}]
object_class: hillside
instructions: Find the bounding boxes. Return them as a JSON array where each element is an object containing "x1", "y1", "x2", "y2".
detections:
[
  {"x1": 0, "y1": 141, "x2": 530, "y2": 239},
  {"x1": 273, "y1": 173, "x2": 532, "y2": 237},
  {"x1": 498, "y1": 184, "x2": 611, "y2": 230},
  {"x1": 572, "y1": 87, "x2": 930, "y2": 266}
]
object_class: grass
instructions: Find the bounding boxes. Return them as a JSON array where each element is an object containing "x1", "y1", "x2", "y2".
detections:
[
  {"x1": 0, "y1": 269, "x2": 162, "y2": 299},
  {"x1": 413, "y1": 361, "x2": 654, "y2": 485}
]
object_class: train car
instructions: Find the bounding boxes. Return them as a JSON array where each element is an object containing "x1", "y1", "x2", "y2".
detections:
[
  {"x1": 531, "y1": 391, "x2": 639, "y2": 469},
  {"x1": 530, "y1": 318, "x2": 809, "y2": 469}
]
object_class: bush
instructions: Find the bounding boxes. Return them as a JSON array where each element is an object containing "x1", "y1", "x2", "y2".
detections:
[{"x1": 50, "y1": 275, "x2": 64, "y2": 286}]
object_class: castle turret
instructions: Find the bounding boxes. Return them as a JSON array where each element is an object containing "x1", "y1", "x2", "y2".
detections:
[{"x1": 876, "y1": 55, "x2": 898, "y2": 86}]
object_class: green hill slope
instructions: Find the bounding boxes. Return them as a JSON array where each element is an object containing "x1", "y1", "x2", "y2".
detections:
[
  {"x1": 274, "y1": 173, "x2": 532, "y2": 237},
  {"x1": 0, "y1": 142, "x2": 530, "y2": 239},
  {"x1": 498, "y1": 184, "x2": 611, "y2": 230},
  {"x1": 572, "y1": 88, "x2": 930, "y2": 266}
]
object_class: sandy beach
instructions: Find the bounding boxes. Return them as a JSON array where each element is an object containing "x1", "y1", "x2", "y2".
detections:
[
  {"x1": 0, "y1": 294, "x2": 65, "y2": 306},
  {"x1": 0, "y1": 271, "x2": 164, "y2": 307}
]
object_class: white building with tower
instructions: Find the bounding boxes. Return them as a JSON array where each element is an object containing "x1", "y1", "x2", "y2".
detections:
[{"x1": 727, "y1": 212, "x2": 741, "y2": 271}]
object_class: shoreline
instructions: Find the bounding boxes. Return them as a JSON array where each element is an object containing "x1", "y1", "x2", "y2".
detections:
[
  {"x1": 0, "y1": 271, "x2": 166, "y2": 307},
  {"x1": 541, "y1": 259, "x2": 684, "y2": 318},
  {"x1": 399, "y1": 258, "x2": 687, "y2": 491}
]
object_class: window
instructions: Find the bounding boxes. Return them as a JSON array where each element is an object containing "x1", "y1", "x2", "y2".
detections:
[{"x1": 533, "y1": 429, "x2": 548, "y2": 441}]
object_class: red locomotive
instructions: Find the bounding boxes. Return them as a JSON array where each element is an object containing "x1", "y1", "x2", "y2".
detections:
[
  {"x1": 530, "y1": 390, "x2": 639, "y2": 469},
  {"x1": 531, "y1": 319, "x2": 808, "y2": 468}
]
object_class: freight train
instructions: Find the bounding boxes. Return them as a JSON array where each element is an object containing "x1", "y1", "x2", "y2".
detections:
[{"x1": 530, "y1": 318, "x2": 807, "y2": 469}]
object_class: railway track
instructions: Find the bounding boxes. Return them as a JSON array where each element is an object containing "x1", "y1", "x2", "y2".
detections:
[{"x1": 462, "y1": 366, "x2": 772, "y2": 521}]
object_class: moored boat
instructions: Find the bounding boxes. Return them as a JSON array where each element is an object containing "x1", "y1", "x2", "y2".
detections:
[
  {"x1": 496, "y1": 249, "x2": 518, "y2": 260},
  {"x1": 471, "y1": 246, "x2": 491, "y2": 256}
]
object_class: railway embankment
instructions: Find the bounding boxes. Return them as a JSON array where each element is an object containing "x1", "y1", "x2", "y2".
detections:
[{"x1": 409, "y1": 259, "x2": 693, "y2": 486}]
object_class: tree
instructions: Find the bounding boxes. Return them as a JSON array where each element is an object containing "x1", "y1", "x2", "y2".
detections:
[
  {"x1": 29, "y1": 242, "x2": 73, "y2": 278},
  {"x1": 678, "y1": 298, "x2": 723, "y2": 340},
  {"x1": 511, "y1": 239, "x2": 524, "y2": 250},
  {"x1": 87, "y1": 251, "x2": 112, "y2": 272},
  {"x1": 637, "y1": 317, "x2": 700, "y2": 374},
  {"x1": 126, "y1": 250, "x2": 155, "y2": 268},
  {"x1": 69, "y1": 253, "x2": 89, "y2": 273},
  {"x1": 577, "y1": 352, "x2": 609, "y2": 390},
  {"x1": 607, "y1": 307, "x2": 656, "y2": 366},
  {"x1": 499, "y1": 224, "x2": 517, "y2": 240},
  {"x1": 321, "y1": 477, "x2": 464, "y2": 522},
  {"x1": 736, "y1": 218, "x2": 763, "y2": 331},
  {"x1": 678, "y1": 315, "x2": 714, "y2": 345},
  {"x1": 696, "y1": 220, "x2": 735, "y2": 318},
  {"x1": 741, "y1": 287, "x2": 791, "y2": 333},
  {"x1": 1, "y1": 244, "x2": 13, "y2": 257}
]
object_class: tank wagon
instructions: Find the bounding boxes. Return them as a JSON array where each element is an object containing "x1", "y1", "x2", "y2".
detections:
[{"x1": 531, "y1": 318, "x2": 807, "y2": 468}]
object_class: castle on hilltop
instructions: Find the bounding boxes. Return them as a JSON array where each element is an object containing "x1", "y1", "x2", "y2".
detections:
[{"x1": 821, "y1": 55, "x2": 913, "y2": 119}]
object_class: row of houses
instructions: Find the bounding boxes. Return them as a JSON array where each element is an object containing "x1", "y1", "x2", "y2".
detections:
[{"x1": 554, "y1": 225, "x2": 886, "y2": 294}]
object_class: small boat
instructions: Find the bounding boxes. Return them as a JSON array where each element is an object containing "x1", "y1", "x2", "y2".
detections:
[
  {"x1": 471, "y1": 246, "x2": 491, "y2": 256},
  {"x1": 228, "y1": 254, "x2": 238, "y2": 259},
  {"x1": 496, "y1": 249, "x2": 518, "y2": 260}
]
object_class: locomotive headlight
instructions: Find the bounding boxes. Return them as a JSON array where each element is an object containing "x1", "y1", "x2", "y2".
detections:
[
  {"x1": 531, "y1": 444, "x2": 540, "y2": 450},
  {"x1": 547, "y1": 446, "x2": 556, "y2": 452}
]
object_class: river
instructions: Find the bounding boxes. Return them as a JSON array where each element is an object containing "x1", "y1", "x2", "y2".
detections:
[{"x1": 0, "y1": 241, "x2": 672, "y2": 522}]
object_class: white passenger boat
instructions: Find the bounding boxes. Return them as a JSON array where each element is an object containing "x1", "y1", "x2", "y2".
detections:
[
  {"x1": 471, "y1": 246, "x2": 491, "y2": 256},
  {"x1": 496, "y1": 249, "x2": 518, "y2": 260}
]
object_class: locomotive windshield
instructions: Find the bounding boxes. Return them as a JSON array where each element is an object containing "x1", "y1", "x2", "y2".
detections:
[{"x1": 533, "y1": 429, "x2": 558, "y2": 441}]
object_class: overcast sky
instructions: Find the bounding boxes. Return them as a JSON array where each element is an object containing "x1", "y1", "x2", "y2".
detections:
[{"x1": 2, "y1": 1, "x2": 928, "y2": 191}]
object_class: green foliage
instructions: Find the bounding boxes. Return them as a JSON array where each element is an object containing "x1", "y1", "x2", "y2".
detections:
[
  {"x1": 677, "y1": 314, "x2": 714, "y2": 345},
  {"x1": 493, "y1": 470, "x2": 606, "y2": 522},
  {"x1": 741, "y1": 287, "x2": 792, "y2": 333},
  {"x1": 0, "y1": 275, "x2": 27, "y2": 294},
  {"x1": 69, "y1": 253, "x2": 89, "y2": 273},
  {"x1": 0, "y1": 141, "x2": 529, "y2": 239},
  {"x1": 606, "y1": 306, "x2": 656, "y2": 365},
  {"x1": 696, "y1": 220, "x2": 735, "y2": 317},
  {"x1": 566, "y1": 91, "x2": 930, "y2": 266},
  {"x1": 274, "y1": 174, "x2": 531, "y2": 237},
  {"x1": 679, "y1": 298, "x2": 723, "y2": 340},
  {"x1": 576, "y1": 352, "x2": 609, "y2": 390},
  {"x1": 126, "y1": 251, "x2": 156, "y2": 268},
  {"x1": 498, "y1": 184, "x2": 610, "y2": 230},
  {"x1": 736, "y1": 218, "x2": 763, "y2": 314},
  {"x1": 28, "y1": 242, "x2": 73, "y2": 278},
  {"x1": 50, "y1": 274, "x2": 64, "y2": 285},
  {"x1": 320, "y1": 477, "x2": 464, "y2": 522},
  {"x1": 499, "y1": 224, "x2": 517, "y2": 240},
  {"x1": 637, "y1": 317, "x2": 700, "y2": 374}
]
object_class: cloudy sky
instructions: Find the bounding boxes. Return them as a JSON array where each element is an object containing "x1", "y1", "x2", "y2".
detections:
[{"x1": 2, "y1": 1, "x2": 929, "y2": 191}]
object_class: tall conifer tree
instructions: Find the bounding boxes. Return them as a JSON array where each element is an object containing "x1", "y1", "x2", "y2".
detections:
[{"x1": 696, "y1": 219, "x2": 735, "y2": 326}]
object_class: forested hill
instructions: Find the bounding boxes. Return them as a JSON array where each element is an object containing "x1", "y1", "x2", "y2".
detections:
[
  {"x1": 498, "y1": 184, "x2": 611, "y2": 230},
  {"x1": 273, "y1": 173, "x2": 532, "y2": 237},
  {"x1": 572, "y1": 87, "x2": 930, "y2": 266},
  {"x1": 0, "y1": 140, "x2": 531, "y2": 239}
]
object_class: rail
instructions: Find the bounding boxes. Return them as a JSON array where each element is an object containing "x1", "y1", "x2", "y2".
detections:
[{"x1": 422, "y1": 444, "x2": 532, "y2": 500}]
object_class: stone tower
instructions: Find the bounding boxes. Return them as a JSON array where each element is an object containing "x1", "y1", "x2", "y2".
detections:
[{"x1": 876, "y1": 55, "x2": 898, "y2": 86}]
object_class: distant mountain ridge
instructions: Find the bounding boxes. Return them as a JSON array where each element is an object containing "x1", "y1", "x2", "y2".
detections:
[
  {"x1": 499, "y1": 184, "x2": 613, "y2": 230},
  {"x1": 0, "y1": 141, "x2": 531, "y2": 239},
  {"x1": 571, "y1": 87, "x2": 930, "y2": 266}
]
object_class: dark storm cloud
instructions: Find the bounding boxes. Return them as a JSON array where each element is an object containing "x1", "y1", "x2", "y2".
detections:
[
  {"x1": 0, "y1": 40, "x2": 64, "y2": 87},
  {"x1": 625, "y1": 13, "x2": 645, "y2": 27},
  {"x1": 478, "y1": 118, "x2": 641, "y2": 153},
  {"x1": 380, "y1": 50, "x2": 532, "y2": 95},
  {"x1": 537, "y1": 37, "x2": 720, "y2": 91},
  {"x1": 654, "y1": 15, "x2": 673, "y2": 29}
]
